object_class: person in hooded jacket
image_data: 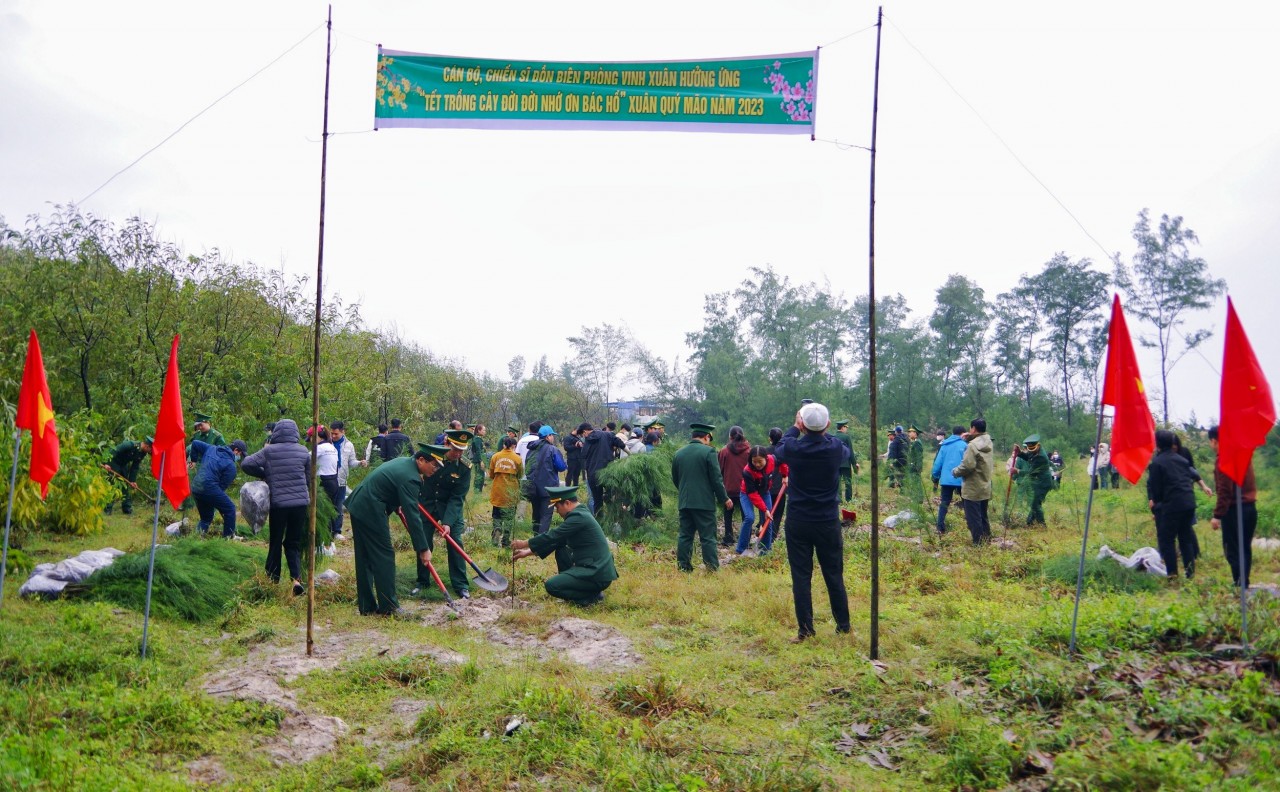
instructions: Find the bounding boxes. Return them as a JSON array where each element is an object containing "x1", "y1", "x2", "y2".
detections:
[
  {"x1": 718, "y1": 426, "x2": 752, "y2": 547},
  {"x1": 581, "y1": 422, "x2": 625, "y2": 517},
  {"x1": 951, "y1": 418, "x2": 994, "y2": 545},
  {"x1": 189, "y1": 438, "x2": 247, "y2": 537},
  {"x1": 241, "y1": 419, "x2": 312, "y2": 594},
  {"x1": 930, "y1": 426, "x2": 968, "y2": 535},
  {"x1": 527, "y1": 425, "x2": 567, "y2": 534}
]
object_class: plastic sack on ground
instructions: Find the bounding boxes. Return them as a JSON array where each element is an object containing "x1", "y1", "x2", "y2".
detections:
[
  {"x1": 240, "y1": 481, "x2": 270, "y2": 535},
  {"x1": 884, "y1": 510, "x2": 916, "y2": 529},
  {"x1": 20, "y1": 546, "x2": 126, "y2": 598},
  {"x1": 1097, "y1": 544, "x2": 1167, "y2": 576}
]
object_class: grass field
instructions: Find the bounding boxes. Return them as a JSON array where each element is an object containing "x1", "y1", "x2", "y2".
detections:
[{"x1": 1, "y1": 465, "x2": 1277, "y2": 790}]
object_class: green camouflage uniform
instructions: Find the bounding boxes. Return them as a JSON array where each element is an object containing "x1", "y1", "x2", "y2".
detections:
[{"x1": 418, "y1": 456, "x2": 472, "y2": 595}]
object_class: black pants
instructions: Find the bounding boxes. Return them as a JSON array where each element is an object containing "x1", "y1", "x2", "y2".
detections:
[
  {"x1": 962, "y1": 498, "x2": 991, "y2": 544},
  {"x1": 1221, "y1": 501, "x2": 1257, "y2": 587},
  {"x1": 785, "y1": 518, "x2": 851, "y2": 637},
  {"x1": 320, "y1": 475, "x2": 342, "y2": 535},
  {"x1": 936, "y1": 484, "x2": 960, "y2": 533},
  {"x1": 588, "y1": 475, "x2": 605, "y2": 519},
  {"x1": 530, "y1": 496, "x2": 551, "y2": 535},
  {"x1": 566, "y1": 459, "x2": 583, "y2": 487},
  {"x1": 266, "y1": 505, "x2": 306, "y2": 583},
  {"x1": 722, "y1": 500, "x2": 739, "y2": 545},
  {"x1": 1155, "y1": 507, "x2": 1197, "y2": 579}
]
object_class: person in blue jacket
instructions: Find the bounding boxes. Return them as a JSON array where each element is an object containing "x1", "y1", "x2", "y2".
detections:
[
  {"x1": 189, "y1": 438, "x2": 248, "y2": 537},
  {"x1": 930, "y1": 425, "x2": 969, "y2": 535}
]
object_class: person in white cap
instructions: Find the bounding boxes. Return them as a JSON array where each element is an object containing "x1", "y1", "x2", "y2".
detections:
[{"x1": 772, "y1": 402, "x2": 852, "y2": 643}]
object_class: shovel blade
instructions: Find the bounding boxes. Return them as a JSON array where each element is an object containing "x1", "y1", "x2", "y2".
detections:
[{"x1": 472, "y1": 569, "x2": 509, "y2": 593}]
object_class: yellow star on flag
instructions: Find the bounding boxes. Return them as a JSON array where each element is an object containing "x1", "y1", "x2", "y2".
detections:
[{"x1": 35, "y1": 391, "x2": 55, "y2": 438}]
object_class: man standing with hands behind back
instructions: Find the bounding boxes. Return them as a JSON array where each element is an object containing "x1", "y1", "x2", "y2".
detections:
[
  {"x1": 772, "y1": 402, "x2": 851, "y2": 643},
  {"x1": 671, "y1": 423, "x2": 733, "y2": 572}
]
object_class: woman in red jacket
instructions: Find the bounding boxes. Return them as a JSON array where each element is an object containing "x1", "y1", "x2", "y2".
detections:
[{"x1": 736, "y1": 446, "x2": 776, "y2": 554}]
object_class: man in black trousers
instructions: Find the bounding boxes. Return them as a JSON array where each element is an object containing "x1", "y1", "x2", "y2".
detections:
[{"x1": 772, "y1": 402, "x2": 851, "y2": 643}]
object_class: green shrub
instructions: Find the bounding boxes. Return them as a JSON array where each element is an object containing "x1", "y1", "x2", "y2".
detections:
[
  {"x1": 1039, "y1": 553, "x2": 1162, "y2": 594},
  {"x1": 0, "y1": 409, "x2": 113, "y2": 537},
  {"x1": 69, "y1": 538, "x2": 265, "y2": 622}
]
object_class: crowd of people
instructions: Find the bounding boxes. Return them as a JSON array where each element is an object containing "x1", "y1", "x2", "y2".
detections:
[{"x1": 98, "y1": 403, "x2": 1264, "y2": 637}]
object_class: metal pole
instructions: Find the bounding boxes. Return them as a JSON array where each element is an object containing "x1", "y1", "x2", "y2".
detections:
[
  {"x1": 141, "y1": 450, "x2": 166, "y2": 658},
  {"x1": 0, "y1": 430, "x2": 22, "y2": 609},
  {"x1": 1068, "y1": 405, "x2": 1106, "y2": 655},
  {"x1": 306, "y1": 4, "x2": 334, "y2": 657},
  {"x1": 1235, "y1": 484, "x2": 1249, "y2": 648},
  {"x1": 867, "y1": 5, "x2": 884, "y2": 661}
]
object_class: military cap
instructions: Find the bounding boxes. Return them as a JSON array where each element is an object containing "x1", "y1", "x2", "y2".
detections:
[
  {"x1": 1023, "y1": 434, "x2": 1041, "y2": 445},
  {"x1": 466, "y1": 424, "x2": 477, "y2": 430},
  {"x1": 649, "y1": 420, "x2": 665, "y2": 429},
  {"x1": 193, "y1": 411, "x2": 213, "y2": 423},
  {"x1": 444, "y1": 429, "x2": 474, "y2": 449},
  {"x1": 546, "y1": 485, "x2": 580, "y2": 504},
  {"x1": 144, "y1": 435, "x2": 155, "y2": 445},
  {"x1": 908, "y1": 425, "x2": 921, "y2": 433},
  {"x1": 416, "y1": 443, "x2": 450, "y2": 463},
  {"x1": 506, "y1": 426, "x2": 519, "y2": 434},
  {"x1": 836, "y1": 420, "x2": 850, "y2": 428},
  {"x1": 690, "y1": 422, "x2": 715, "y2": 436}
]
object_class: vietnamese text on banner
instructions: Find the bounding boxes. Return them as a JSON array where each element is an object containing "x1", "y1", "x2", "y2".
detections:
[{"x1": 375, "y1": 50, "x2": 818, "y2": 134}]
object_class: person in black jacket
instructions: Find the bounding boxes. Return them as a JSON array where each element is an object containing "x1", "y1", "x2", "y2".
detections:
[
  {"x1": 382, "y1": 418, "x2": 412, "y2": 461},
  {"x1": 773, "y1": 403, "x2": 851, "y2": 642},
  {"x1": 581, "y1": 422, "x2": 625, "y2": 517},
  {"x1": 564, "y1": 425, "x2": 586, "y2": 487},
  {"x1": 1147, "y1": 430, "x2": 1212, "y2": 580},
  {"x1": 241, "y1": 419, "x2": 312, "y2": 594}
]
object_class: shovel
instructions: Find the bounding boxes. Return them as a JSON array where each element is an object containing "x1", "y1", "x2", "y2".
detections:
[
  {"x1": 752, "y1": 481, "x2": 788, "y2": 546},
  {"x1": 396, "y1": 510, "x2": 460, "y2": 611},
  {"x1": 415, "y1": 503, "x2": 509, "y2": 593}
]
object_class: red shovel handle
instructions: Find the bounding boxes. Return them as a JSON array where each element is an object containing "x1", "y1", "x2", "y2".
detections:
[
  {"x1": 757, "y1": 481, "x2": 788, "y2": 540},
  {"x1": 396, "y1": 509, "x2": 454, "y2": 602},
  {"x1": 415, "y1": 503, "x2": 481, "y2": 568}
]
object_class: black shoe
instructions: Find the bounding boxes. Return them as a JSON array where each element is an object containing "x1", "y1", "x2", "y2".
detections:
[
  {"x1": 836, "y1": 625, "x2": 851, "y2": 634},
  {"x1": 410, "y1": 587, "x2": 422, "y2": 597},
  {"x1": 459, "y1": 590, "x2": 471, "y2": 600},
  {"x1": 572, "y1": 593, "x2": 605, "y2": 607},
  {"x1": 292, "y1": 580, "x2": 304, "y2": 596}
]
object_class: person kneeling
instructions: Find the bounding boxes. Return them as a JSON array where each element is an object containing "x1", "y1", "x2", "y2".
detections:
[{"x1": 512, "y1": 486, "x2": 618, "y2": 606}]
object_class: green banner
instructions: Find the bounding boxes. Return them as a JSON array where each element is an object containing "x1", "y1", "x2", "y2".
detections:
[{"x1": 375, "y1": 50, "x2": 818, "y2": 135}]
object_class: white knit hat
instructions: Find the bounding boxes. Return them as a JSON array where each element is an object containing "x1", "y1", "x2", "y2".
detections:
[{"x1": 799, "y1": 402, "x2": 830, "y2": 431}]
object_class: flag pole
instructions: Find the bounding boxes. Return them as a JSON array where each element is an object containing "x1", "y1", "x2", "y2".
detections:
[
  {"x1": 866, "y1": 5, "x2": 884, "y2": 661},
  {"x1": 1068, "y1": 401, "x2": 1106, "y2": 655},
  {"x1": 1235, "y1": 484, "x2": 1249, "y2": 648},
  {"x1": 0, "y1": 429, "x2": 23, "y2": 609},
  {"x1": 141, "y1": 450, "x2": 166, "y2": 658},
  {"x1": 306, "y1": 4, "x2": 333, "y2": 657}
]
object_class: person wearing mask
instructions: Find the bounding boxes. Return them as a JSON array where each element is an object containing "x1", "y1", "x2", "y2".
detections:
[
  {"x1": 718, "y1": 426, "x2": 751, "y2": 547},
  {"x1": 241, "y1": 419, "x2": 312, "y2": 595},
  {"x1": 189, "y1": 438, "x2": 247, "y2": 537},
  {"x1": 951, "y1": 418, "x2": 994, "y2": 545},
  {"x1": 772, "y1": 403, "x2": 851, "y2": 642},
  {"x1": 672, "y1": 423, "x2": 733, "y2": 572},
  {"x1": 329, "y1": 420, "x2": 359, "y2": 541},
  {"x1": 1147, "y1": 429, "x2": 1212, "y2": 580},
  {"x1": 1010, "y1": 434, "x2": 1055, "y2": 526},
  {"x1": 930, "y1": 426, "x2": 968, "y2": 535}
]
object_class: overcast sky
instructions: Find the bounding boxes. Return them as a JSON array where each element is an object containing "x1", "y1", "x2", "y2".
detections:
[{"x1": 2, "y1": 1, "x2": 1276, "y2": 426}]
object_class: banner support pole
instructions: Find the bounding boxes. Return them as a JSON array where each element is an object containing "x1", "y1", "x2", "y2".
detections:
[
  {"x1": 141, "y1": 450, "x2": 166, "y2": 658},
  {"x1": 0, "y1": 430, "x2": 23, "y2": 610},
  {"x1": 1068, "y1": 403, "x2": 1106, "y2": 655},
  {"x1": 866, "y1": 5, "x2": 884, "y2": 661}
]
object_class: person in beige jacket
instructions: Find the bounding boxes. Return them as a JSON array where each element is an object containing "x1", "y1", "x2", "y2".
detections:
[{"x1": 951, "y1": 418, "x2": 994, "y2": 544}]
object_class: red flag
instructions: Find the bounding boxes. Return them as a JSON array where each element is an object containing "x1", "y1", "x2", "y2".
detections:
[
  {"x1": 1100, "y1": 295, "x2": 1155, "y2": 484},
  {"x1": 152, "y1": 335, "x2": 190, "y2": 508},
  {"x1": 14, "y1": 330, "x2": 59, "y2": 498},
  {"x1": 1218, "y1": 297, "x2": 1276, "y2": 486}
]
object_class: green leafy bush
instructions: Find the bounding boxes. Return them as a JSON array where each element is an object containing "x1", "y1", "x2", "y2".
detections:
[
  {"x1": 69, "y1": 538, "x2": 265, "y2": 622},
  {"x1": 0, "y1": 408, "x2": 113, "y2": 537},
  {"x1": 1039, "y1": 553, "x2": 1162, "y2": 594}
]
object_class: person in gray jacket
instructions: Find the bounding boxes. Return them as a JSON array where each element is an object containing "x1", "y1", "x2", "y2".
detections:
[
  {"x1": 951, "y1": 418, "x2": 994, "y2": 545},
  {"x1": 241, "y1": 419, "x2": 312, "y2": 594}
]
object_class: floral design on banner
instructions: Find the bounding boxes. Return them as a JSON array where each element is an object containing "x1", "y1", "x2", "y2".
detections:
[{"x1": 763, "y1": 61, "x2": 815, "y2": 122}]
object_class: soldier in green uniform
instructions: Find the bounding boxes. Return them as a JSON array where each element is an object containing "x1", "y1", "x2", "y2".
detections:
[
  {"x1": 104, "y1": 436, "x2": 153, "y2": 514},
  {"x1": 671, "y1": 423, "x2": 733, "y2": 572},
  {"x1": 345, "y1": 447, "x2": 441, "y2": 616},
  {"x1": 190, "y1": 412, "x2": 226, "y2": 447},
  {"x1": 512, "y1": 485, "x2": 618, "y2": 605},
  {"x1": 1012, "y1": 434, "x2": 1055, "y2": 525},
  {"x1": 834, "y1": 420, "x2": 860, "y2": 500},
  {"x1": 469, "y1": 424, "x2": 488, "y2": 493},
  {"x1": 415, "y1": 430, "x2": 473, "y2": 598},
  {"x1": 906, "y1": 425, "x2": 926, "y2": 503}
]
